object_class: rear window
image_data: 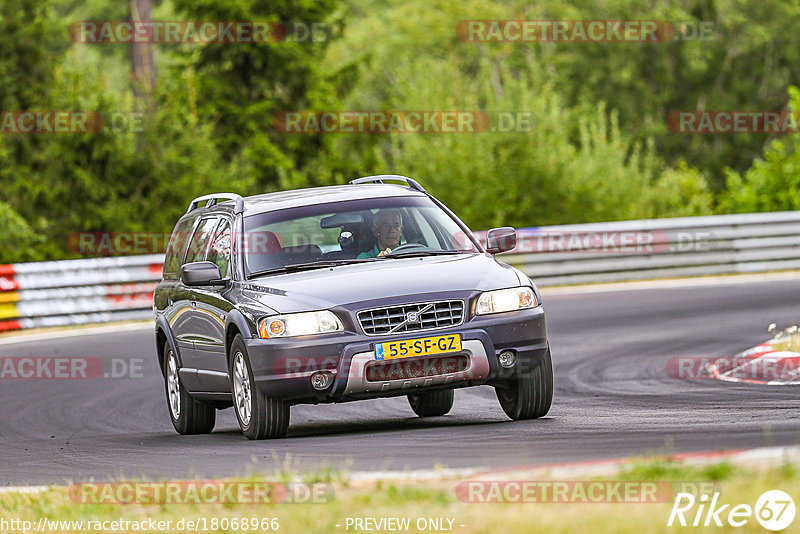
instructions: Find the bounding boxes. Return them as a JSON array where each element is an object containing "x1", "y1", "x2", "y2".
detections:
[{"x1": 163, "y1": 218, "x2": 195, "y2": 276}]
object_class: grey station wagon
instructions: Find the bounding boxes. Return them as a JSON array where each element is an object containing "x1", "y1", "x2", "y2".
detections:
[{"x1": 154, "y1": 175, "x2": 552, "y2": 439}]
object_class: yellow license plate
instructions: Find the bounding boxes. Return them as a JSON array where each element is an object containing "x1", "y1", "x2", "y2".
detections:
[{"x1": 374, "y1": 334, "x2": 462, "y2": 361}]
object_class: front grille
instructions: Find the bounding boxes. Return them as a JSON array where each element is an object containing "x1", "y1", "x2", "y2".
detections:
[
  {"x1": 358, "y1": 300, "x2": 464, "y2": 336},
  {"x1": 365, "y1": 354, "x2": 469, "y2": 382}
]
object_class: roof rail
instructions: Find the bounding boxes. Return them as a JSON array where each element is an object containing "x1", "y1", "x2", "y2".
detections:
[
  {"x1": 187, "y1": 193, "x2": 244, "y2": 214},
  {"x1": 349, "y1": 175, "x2": 427, "y2": 193}
]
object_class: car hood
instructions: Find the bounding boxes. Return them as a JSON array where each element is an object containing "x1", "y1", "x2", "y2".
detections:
[{"x1": 242, "y1": 253, "x2": 521, "y2": 313}]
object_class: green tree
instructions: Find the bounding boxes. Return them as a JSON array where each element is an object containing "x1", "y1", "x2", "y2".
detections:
[
  {"x1": 0, "y1": 200, "x2": 42, "y2": 263},
  {"x1": 315, "y1": 0, "x2": 712, "y2": 228},
  {"x1": 718, "y1": 87, "x2": 800, "y2": 213},
  {"x1": 169, "y1": 0, "x2": 348, "y2": 189}
]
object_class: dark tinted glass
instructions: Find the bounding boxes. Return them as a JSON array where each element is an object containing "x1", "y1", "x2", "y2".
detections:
[{"x1": 163, "y1": 217, "x2": 195, "y2": 276}]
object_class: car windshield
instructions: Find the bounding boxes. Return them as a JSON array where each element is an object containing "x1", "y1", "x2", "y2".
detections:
[{"x1": 242, "y1": 196, "x2": 482, "y2": 276}]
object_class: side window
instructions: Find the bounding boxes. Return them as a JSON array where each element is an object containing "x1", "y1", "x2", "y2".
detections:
[
  {"x1": 164, "y1": 218, "x2": 195, "y2": 276},
  {"x1": 206, "y1": 219, "x2": 232, "y2": 278},
  {"x1": 185, "y1": 218, "x2": 219, "y2": 264}
]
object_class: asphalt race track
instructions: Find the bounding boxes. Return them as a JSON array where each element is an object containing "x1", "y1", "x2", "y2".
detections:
[{"x1": 2, "y1": 276, "x2": 799, "y2": 485}]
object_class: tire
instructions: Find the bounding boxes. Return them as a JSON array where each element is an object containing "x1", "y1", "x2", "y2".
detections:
[
  {"x1": 163, "y1": 341, "x2": 215, "y2": 434},
  {"x1": 495, "y1": 347, "x2": 553, "y2": 420},
  {"x1": 229, "y1": 334, "x2": 290, "y2": 440},
  {"x1": 408, "y1": 389, "x2": 454, "y2": 417}
]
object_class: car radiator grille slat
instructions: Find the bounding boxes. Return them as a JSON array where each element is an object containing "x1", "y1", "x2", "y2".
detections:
[{"x1": 358, "y1": 300, "x2": 464, "y2": 335}]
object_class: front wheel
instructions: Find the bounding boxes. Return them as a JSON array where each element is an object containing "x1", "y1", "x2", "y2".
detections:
[
  {"x1": 229, "y1": 335, "x2": 290, "y2": 440},
  {"x1": 408, "y1": 389, "x2": 454, "y2": 417},
  {"x1": 163, "y1": 342, "x2": 215, "y2": 434},
  {"x1": 495, "y1": 348, "x2": 553, "y2": 420}
]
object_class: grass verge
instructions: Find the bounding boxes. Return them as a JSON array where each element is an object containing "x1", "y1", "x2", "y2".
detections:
[{"x1": 1, "y1": 456, "x2": 798, "y2": 533}]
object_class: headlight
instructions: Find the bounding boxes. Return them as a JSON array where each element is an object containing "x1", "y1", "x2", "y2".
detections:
[
  {"x1": 475, "y1": 287, "x2": 537, "y2": 315},
  {"x1": 258, "y1": 310, "x2": 343, "y2": 338}
]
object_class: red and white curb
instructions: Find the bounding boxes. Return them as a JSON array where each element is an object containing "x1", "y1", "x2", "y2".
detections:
[{"x1": 709, "y1": 340, "x2": 800, "y2": 385}]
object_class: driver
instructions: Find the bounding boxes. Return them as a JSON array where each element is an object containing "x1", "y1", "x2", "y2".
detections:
[{"x1": 358, "y1": 209, "x2": 404, "y2": 258}]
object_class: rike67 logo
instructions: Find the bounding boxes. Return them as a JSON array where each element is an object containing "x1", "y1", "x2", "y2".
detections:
[{"x1": 668, "y1": 490, "x2": 795, "y2": 531}]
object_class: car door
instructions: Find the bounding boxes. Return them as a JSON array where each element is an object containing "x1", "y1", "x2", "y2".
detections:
[
  {"x1": 161, "y1": 216, "x2": 198, "y2": 378},
  {"x1": 177, "y1": 216, "x2": 220, "y2": 386},
  {"x1": 190, "y1": 217, "x2": 235, "y2": 392}
]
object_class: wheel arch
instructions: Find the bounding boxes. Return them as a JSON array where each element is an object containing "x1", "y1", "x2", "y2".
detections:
[
  {"x1": 155, "y1": 315, "x2": 181, "y2": 377},
  {"x1": 225, "y1": 308, "x2": 253, "y2": 363}
]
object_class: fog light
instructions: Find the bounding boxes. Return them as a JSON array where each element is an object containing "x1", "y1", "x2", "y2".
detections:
[
  {"x1": 310, "y1": 371, "x2": 333, "y2": 390},
  {"x1": 498, "y1": 350, "x2": 517, "y2": 368}
]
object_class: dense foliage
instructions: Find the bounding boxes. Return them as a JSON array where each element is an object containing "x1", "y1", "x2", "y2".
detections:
[{"x1": 0, "y1": 0, "x2": 797, "y2": 261}]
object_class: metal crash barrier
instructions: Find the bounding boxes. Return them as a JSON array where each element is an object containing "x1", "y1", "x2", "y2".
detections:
[
  {"x1": 0, "y1": 255, "x2": 164, "y2": 332},
  {"x1": 2, "y1": 211, "x2": 800, "y2": 331}
]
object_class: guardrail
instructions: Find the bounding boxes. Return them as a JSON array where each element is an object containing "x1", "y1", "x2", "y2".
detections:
[
  {"x1": 0, "y1": 255, "x2": 163, "y2": 332},
  {"x1": 503, "y1": 211, "x2": 800, "y2": 286},
  {"x1": 1, "y1": 211, "x2": 799, "y2": 332}
]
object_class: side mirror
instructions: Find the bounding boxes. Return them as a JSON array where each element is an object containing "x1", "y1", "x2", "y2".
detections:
[
  {"x1": 486, "y1": 227, "x2": 517, "y2": 254},
  {"x1": 180, "y1": 261, "x2": 225, "y2": 286}
]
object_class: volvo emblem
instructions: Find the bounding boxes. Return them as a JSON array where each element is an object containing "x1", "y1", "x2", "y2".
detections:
[{"x1": 406, "y1": 311, "x2": 420, "y2": 323}]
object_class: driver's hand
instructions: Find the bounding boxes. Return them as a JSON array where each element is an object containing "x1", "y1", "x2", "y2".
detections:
[{"x1": 377, "y1": 248, "x2": 392, "y2": 257}]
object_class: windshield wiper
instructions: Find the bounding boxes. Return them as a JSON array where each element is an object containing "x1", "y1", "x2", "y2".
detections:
[
  {"x1": 249, "y1": 259, "x2": 375, "y2": 278},
  {"x1": 382, "y1": 249, "x2": 464, "y2": 258}
]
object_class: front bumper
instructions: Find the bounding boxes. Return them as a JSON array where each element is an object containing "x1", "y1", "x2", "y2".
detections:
[{"x1": 245, "y1": 305, "x2": 548, "y2": 404}]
